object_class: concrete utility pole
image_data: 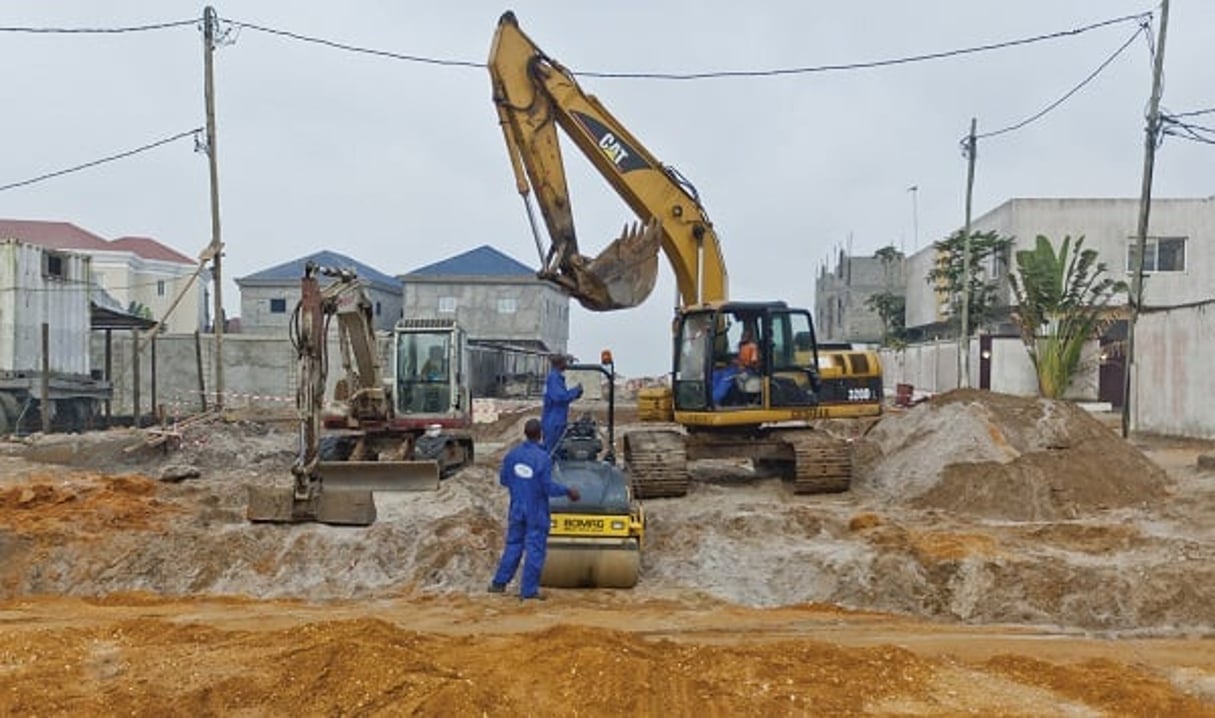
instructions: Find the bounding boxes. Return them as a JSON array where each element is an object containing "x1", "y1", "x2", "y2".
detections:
[
  {"x1": 1123, "y1": 1, "x2": 1170, "y2": 438},
  {"x1": 203, "y1": 5, "x2": 225, "y2": 410},
  {"x1": 959, "y1": 117, "x2": 978, "y2": 389}
]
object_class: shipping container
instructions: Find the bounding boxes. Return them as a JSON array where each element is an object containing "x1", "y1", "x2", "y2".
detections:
[{"x1": 0, "y1": 240, "x2": 93, "y2": 376}]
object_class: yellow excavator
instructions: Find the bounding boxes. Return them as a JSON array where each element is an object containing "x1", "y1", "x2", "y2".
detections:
[{"x1": 489, "y1": 12, "x2": 878, "y2": 500}]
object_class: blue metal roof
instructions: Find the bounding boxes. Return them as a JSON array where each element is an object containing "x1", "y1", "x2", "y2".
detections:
[
  {"x1": 405, "y1": 245, "x2": 535, "y2": 277},
  {"x1": 239, "y1": 250, "x2": 402, "y2": 290}
]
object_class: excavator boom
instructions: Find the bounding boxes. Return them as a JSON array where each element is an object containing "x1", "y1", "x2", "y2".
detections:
[{"x1": 489, "y1": 11, "x2": 727, "y2": 310}]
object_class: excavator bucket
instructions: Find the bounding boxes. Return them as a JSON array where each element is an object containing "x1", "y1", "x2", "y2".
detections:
[
  {"x1": 246, "y1": 486, "x2": 379, "y2": 526},
  {"x1": 245, "y1": 460, "x2": 440, "y2": 526},
  {"x1": 314, "y1": 460, "x2": 441, "y2": 492},
  {"x1": 565, "y1": 220, "x2": 661, "y2": 311}
]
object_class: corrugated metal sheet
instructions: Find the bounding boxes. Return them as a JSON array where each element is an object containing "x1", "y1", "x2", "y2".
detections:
[{"x1": 0, "y1": 240, "x2": 92, "y2": 375}]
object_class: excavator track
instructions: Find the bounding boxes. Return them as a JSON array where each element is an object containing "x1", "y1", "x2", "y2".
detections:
[
  {"x1": 769, "y1": 429, "x2": 853, "y2": 494},
  {"x1": 623, "y1": 429, "x2": 688, "y2": 498}
]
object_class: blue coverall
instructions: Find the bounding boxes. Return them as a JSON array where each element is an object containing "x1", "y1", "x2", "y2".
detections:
[
  {"x1": 542, "y1": 368, "x2": 583, "y2": 453},
  {"x1": 491, "y1": 439, "x2": 572, "y2": 598}
]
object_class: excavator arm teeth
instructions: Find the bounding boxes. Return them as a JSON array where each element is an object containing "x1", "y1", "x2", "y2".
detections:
[{"x1": 559, "y1": 219, "x2": 662, "y2": 311}]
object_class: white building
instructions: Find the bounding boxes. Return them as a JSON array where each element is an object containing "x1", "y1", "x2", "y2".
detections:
[
  {"x1": 0, "y1": 219, "x2": 207, "y2": 333},
  {"x1": 890, "y1": 196, "x2": 1215, "y2": 436}
]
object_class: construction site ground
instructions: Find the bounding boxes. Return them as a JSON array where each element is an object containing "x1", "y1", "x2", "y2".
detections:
[{"x1": 1, "y1": 390, "x2": 1214, "y2": 716}]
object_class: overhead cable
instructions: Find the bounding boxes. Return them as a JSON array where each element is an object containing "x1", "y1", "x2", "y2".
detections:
[
  {"x1": 977, "y1": 23, "x2": 1147, "y2": 140},
  {"x1": 0, "y1": 128, "x2": 203, "y2": 193},
  {"x1": 222, "y1": 11, "x2": 1152, "y2": 80},
  {"x1": 0, "y1": 19, "x2": 197, "y2": 34}
]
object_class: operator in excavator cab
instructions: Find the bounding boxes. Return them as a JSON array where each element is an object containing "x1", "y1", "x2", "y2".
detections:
[
  {"x1": 542, "y1": 354, "x2": 583, "y2": 454},
  {"x1": 420, "y1": 346, "x2": 446, "y2": 382},
  {"x1": 489, "y1": 418, "x2": 581, "y2": 600}
]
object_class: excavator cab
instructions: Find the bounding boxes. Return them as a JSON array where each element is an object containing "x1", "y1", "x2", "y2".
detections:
[{"x1": 673, "y1": 302, "x2": 822, "y2": 415}]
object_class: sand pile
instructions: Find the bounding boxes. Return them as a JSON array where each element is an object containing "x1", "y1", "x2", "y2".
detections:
[{"x1": 854, "y1": 390, "x2": 1169, "y2": 520}]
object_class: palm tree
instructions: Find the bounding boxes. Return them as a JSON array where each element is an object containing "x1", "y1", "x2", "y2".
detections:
[{"x1": 1008, "y1": 235, "x2": 1126, "y2": 398}]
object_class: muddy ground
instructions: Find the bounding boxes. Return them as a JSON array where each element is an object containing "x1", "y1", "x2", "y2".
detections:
[{"x1": 1, "y1": 391, "x2": 1214, "y2": 716}]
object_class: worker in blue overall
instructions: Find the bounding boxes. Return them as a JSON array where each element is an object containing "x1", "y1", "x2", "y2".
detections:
[
  {"x1": 541, "y1": 353, "x2": 582, "y2": 454},
  {"x1": 489, "y1": 419, "x2": 581, "y2": 600}
]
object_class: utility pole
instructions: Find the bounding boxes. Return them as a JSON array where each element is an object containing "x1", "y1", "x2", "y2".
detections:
[
  {"x1": 203, "y1": 5, "x2": 225, "y2": 409},
  {"x1": 1123, "y1": 1, "x2": 1170, "y2": 438},
  {"x1": 908, "y1": 185, "x2": 919, "y2": 253},
  {"x1": 959, "y1": 117, "x2": 977, "y2": 388}
]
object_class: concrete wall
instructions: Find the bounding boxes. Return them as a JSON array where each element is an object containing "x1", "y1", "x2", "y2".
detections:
[
  {"x1": 0, "y1": 241, "x2": 92, "y2": 376},
  {"x1": 93, "y1": 331, "x2": 547, "y2": 417},
  {"x1": 404, "y1": 276, "x2": 569, "y2": 353},
  {"x1": 879, "y1": 336, "x2": 1098, "y2": 400},
  {"x1": 1134, "y1": 303, "x2": 1215, "y2": 438},
  {"x1": 238, "y1": 281, "x2": 403, "y2": 336}
]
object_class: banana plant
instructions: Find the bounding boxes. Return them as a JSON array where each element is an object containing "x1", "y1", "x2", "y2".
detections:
[{"x1": 1008, "y1": 235, "x2": 1127, "y2": 398}]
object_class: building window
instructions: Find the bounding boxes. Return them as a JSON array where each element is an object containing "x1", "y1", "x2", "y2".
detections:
[
  {"x1": 375, "y1": 301, "x2": 382, "y2": 316},
  {"x1": 497, "y1": 297, "x2": 517, "y2": 314},
  {"x1": 270, "y1": 298, "x2": 287, "y2": 314},
  {"x1": 43, "y1": 252, "x2": 66, "y2": 280},
  {"x1": 157, "y1": 280, "x2": 166, "y2": 297},
  {"x1": 1128, "y1": 237, "x2": 1187, "y2": 273},
  {"x1": 438, "y1": 297, "x2": 457, "y2": 313}
]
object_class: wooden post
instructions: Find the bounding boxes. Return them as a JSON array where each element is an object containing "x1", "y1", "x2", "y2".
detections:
[
  {"x1": 150, "y1": 333, "x2": 158, "y2": 420},
  {"x1": 194, "y1": 329, "x2": 208, "y2": 411},
  {"x1": 131, "y1": 329, "x2": 141, "y2": 428},
  {"x1": 959, "y1": 117, "x2": 977, "y2": 389},
  {"x1": 1123, "y1": 1, "x2": 1170, "y2": 438},
  {"x1": 40, "y1": 323, "x2": 51, "y2": 433},
  {"x1": 203, "y1": 5, "x2": 226, "y2": 409},
  {"x1": 104, "y1": 328, "x2": 113, "y2": 425}
]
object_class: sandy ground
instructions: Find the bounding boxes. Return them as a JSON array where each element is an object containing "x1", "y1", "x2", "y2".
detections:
[{"x1": 1, "y1": 392, "x2": 1214, "y2": 715}]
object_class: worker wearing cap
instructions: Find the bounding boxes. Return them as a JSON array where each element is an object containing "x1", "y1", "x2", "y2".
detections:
[
  {"x1": 541, "y1": 354, "x2": 582, "y2": 454},
  {"x1": 489, "y1": 418, "x2": 581, "y2": 600}
]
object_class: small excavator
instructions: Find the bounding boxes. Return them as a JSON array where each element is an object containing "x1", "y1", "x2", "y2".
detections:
[
  {"x1": 247, "y1": 262, "x2": 473, "y2": 525},
  {"x1": 489, "y1": 12, "x2": 877, "y2": 502},
  {"x1": 541, "y1": 352, "x2": 644, "y2": 589}
]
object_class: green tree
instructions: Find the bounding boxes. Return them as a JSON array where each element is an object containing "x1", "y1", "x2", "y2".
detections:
[
  {"x1": 864, "y1": 291, "x2": 907, "y2": 347},
  {"x1": 925, "y1": 230, "x2": 1014, "y2": 336},
  {"x1": 865, "y1": 245, "x2": 907, "y2": 346},
  {"x1": 1008, "y1": 235, "x2": 1127, "y2": 398},
  {"x1": 127, "y1": 301, "x2": 153, "y2": 320}
]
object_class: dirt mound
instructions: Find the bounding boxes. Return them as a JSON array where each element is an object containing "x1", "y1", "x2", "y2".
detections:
[
  {"x1": 0, "y1": 472, "x2": 179, "y2": 538},
  {"x1": 1, "y1": 598, "x2": 1208, "y2": 717},
  {"x1": 854, "y1": 390, "x2": 1169, "y2": 520}
]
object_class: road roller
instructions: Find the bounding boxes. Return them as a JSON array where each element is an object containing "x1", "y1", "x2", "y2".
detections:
[{"x1": 540, "y1": 353, "x2": 645, "y2": 589}]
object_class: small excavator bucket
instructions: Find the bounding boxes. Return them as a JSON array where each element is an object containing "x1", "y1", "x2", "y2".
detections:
[
  {"x1": 314, "y1": 460, "x2": 441, "y2": 492},
  {"x1": 566, "y1": 220, "x2": 661, "y2": 311},
  {"x1": 246, "y1": 486, "x2": 378, "y2": 526},
  {"x1": 246, "y1": 460, "x2": 440, "y2": 526}
]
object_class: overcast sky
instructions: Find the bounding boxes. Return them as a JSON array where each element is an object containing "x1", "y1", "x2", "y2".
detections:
[{"x1": 1, "y1": 1, "x2": 1210, "y2": 376}]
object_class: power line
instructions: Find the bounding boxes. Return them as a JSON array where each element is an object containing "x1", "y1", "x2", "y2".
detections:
[
  {"x1": 977, "y1": 23, "x2": 1147, "y2": 140},
  {"x1": 0, "y1": 19, "x2": 197, "y2": 34},
  {"x1": 226, "y1": 19, "x2": 483, "y2": 68},
  {"x1": 1170, "y1": 106, "x2": 1215, "y2": 118},
  {"x1": 220, "y1": 11, "x2": 1151, "y2": 80},
  {"x1": 577, "y1": 11, "x2": 1152, "y2": 79},
  {"x1": 0, "y1": 128, "x2": 203, "y2": 194}
]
